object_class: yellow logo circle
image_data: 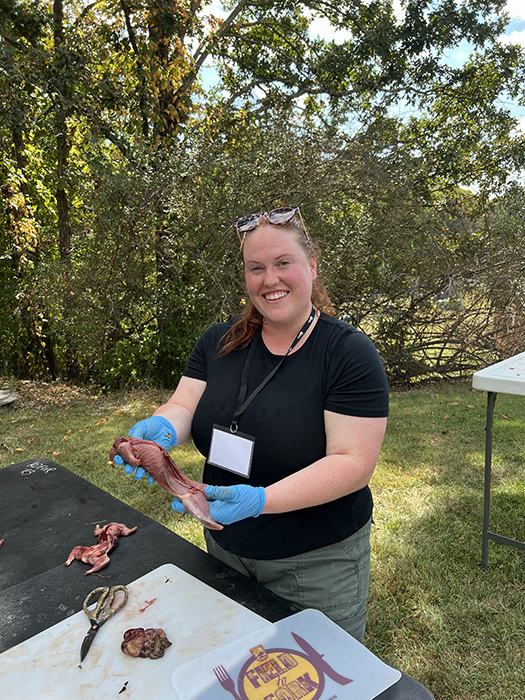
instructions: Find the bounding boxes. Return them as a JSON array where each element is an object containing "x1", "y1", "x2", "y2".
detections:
[{"x1": 238, "y1": 646, "x2": 324, "y2": 700}]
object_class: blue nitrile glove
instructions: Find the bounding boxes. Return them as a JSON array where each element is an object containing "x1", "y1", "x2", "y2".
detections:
[
  {"x1": 171, "y1": 485, "x2": 265, "y2": 522},
  {"x1": 203, "y1": 484, "x2": 266, "y2": 525},
  {"x1": 171, "y1": 498, "x2": 188, "y2": 513},
  {"x1": 112, "y1": 416, "x2": 177, "y2": 483}
]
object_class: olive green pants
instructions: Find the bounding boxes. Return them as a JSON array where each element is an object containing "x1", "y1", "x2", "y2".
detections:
[{"x1": 204, "y1": 517, "x2": 372, "y2": 642}]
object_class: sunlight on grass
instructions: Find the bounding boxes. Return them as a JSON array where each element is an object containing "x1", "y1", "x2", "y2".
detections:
[
  {"x1": 365, "y1": 383, "x2": 525, "y2": 700},
  {"x1": 2, "y1": 379, "x2": 525, "y2": 700}
]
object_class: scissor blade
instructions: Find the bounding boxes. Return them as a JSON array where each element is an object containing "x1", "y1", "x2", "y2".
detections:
[{"x1": 80, "y1": 626, "x2": 100, "y2": 663}]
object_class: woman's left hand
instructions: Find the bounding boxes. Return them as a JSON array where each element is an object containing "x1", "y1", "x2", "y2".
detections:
[
  {"x1": 170, "y1": 484, "x2": 266, "y2": 524},
  {"x1": 205, "y1": 484, "x2": 266, "y2": 525}
]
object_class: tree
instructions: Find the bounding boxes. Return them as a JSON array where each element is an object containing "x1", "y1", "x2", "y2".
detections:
[{"x1": 2, "y1": 0, "x2": 525, "y2": 385}]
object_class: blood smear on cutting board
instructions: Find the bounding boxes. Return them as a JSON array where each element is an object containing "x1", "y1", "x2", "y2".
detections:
[{"x1": 140, "y1": 598, "x2": 157, "y2": 612}]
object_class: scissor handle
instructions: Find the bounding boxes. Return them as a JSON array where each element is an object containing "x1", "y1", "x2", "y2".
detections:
[{"x1": 83, "y1": 585, "x2": 128, "y2": 625}]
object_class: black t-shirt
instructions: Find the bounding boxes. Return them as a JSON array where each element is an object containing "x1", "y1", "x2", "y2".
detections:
[{"x1": 182, "y1": 312, "x2": 389, "y2": 559}]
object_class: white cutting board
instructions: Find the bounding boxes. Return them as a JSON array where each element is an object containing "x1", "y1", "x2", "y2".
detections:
[
  {"x1": 0, "y1": 564, "x2": 270, "y2": 699},
  {"x1": 172, "y1": 609, "x2": 402, "y2": 700}
]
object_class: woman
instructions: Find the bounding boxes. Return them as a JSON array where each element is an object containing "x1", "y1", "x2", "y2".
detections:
[{"x1": 113, "y1": 206, "x2": 389, "y2": 641}]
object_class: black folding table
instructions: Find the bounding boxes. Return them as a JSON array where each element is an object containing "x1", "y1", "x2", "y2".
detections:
[{"x1": 0, "y1": 458, "x2": 434, "y2": 699}]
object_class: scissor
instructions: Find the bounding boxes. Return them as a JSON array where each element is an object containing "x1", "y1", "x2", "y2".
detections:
[{"x1": 80, "y1": 585, "x2": 128, "y2": 663}]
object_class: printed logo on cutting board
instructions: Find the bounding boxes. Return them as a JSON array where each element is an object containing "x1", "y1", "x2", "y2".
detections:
[{"x1": 213, "y1": 634, "x2": 353, "y2": 700}]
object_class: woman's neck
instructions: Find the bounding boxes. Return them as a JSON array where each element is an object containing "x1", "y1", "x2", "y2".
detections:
[{"x1": 260, "y1": 306, "x2": 319, "y2": 356}]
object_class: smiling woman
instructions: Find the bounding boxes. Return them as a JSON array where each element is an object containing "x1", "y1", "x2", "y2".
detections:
[
  {"x1": 219, "y1": 207, "x2": 335, "y2": 356},
  {"x1": 243, "y1": 222, "x2": 318, "y2": 349},
  {"x1": 111, "y1": 205, "x2": 389, "y2": 642}
]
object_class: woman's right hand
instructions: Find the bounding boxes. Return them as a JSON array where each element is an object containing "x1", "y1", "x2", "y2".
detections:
[{"x1": 112, "y1": 416, "x2": 177, "y2": 482}]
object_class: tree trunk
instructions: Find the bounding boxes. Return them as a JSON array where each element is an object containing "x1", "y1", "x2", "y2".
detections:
[
  {"x1": 53, "y1": 0, "x2": 78, "y2": 380},
  {"x1": 53, "y1": 0, "x2": 72, "y2": 260}
]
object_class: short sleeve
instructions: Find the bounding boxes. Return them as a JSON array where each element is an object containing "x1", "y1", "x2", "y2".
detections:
[
  {"x1": 324, "y1": 330, "x2": 389, "y2": 417},
  {"x1": 182, "y1": 323, "x2": 229, "y2": 382}
]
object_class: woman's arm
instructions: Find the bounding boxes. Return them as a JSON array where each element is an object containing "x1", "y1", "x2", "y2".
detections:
[
  {"x1": 262, "y1": 410, "x2": 387, "y2": 514},
  {"x1": 153, "y1": 376, "x2": 206, "y2": 444}
]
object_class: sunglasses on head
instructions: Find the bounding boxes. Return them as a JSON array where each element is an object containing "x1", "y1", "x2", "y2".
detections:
[{"x1": 234, "y1": 206, "x2": 311, "y2": 247}]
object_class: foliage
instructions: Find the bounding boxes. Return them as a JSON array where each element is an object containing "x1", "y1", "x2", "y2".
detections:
[{"x1": 1, "y1": 1, "x2": 525, "y2": 386}]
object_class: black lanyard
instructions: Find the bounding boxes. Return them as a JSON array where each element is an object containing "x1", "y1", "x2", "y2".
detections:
[{"x1": 230, "y1": 306, "x2": 316, "y2": 433}]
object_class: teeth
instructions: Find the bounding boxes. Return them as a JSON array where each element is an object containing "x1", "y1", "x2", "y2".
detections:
[{"x1": 265, "y1": 292, "x2": 288, "y2": 301}]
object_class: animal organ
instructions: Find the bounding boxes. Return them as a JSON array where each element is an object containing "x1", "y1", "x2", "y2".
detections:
[{"x1": 121, "y1": 627, "x2": 172, "y2": 659}]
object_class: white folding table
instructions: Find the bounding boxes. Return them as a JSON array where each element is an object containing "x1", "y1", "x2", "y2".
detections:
[{"x1": 472, "y1": 351, "x2": 525, "y2": 568}]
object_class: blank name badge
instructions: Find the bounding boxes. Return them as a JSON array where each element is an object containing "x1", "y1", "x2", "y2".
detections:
[{"x1": 208, "y1": 425, "x2": 255, "y2": 478}]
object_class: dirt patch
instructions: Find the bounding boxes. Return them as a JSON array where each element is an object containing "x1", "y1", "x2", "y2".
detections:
[
  {"x1": 0, "y1": 379, "x2": 172, "y2": 412},
  {"x1": 0, "y1": 380, "x2": 94, "y2": 411}
]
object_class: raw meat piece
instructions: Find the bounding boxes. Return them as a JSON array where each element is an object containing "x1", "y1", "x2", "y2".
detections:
[
  {"x1": 65, "y1": 522, "x2": 137, "y2": 575},
  {"x1": 110, "y1": 437, "x2": 222, "y2": 530}
]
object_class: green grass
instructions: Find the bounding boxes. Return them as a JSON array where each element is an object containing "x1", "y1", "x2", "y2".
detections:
[
  {"x1": 0, "y1": 382, "x2": 208, "y2": 549},
  {"x1": 2, "y1": 379, "x2": 525, "y2": 699}
]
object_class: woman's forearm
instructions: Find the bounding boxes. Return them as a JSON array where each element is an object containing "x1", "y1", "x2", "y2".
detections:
[
  {"x1": 262, "y1": 454, "x2": 376, "y2": 514},
  {"x1": 153, "y1": 404, "x2": 194, "y2": 445},
  {"x1": 153, "y1": 376, "x2": 206, "y2": 445}
]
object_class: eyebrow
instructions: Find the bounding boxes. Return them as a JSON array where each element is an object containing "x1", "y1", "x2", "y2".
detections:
[{"x1": 245, "y1": 252, "x2": 296, "y2": 264}]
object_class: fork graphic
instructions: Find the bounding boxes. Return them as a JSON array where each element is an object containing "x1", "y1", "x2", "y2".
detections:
[{"x1": 213, "y1": 665, "x2": 242, "y2": 700}]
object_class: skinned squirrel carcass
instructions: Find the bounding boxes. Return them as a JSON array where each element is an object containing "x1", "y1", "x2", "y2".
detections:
[
  {"x1": 110, "y1": 437, "x2": 222, "y2": 531},
  {"x1": 65, "y1": 522, "x2": 137, "y2": 575}
]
